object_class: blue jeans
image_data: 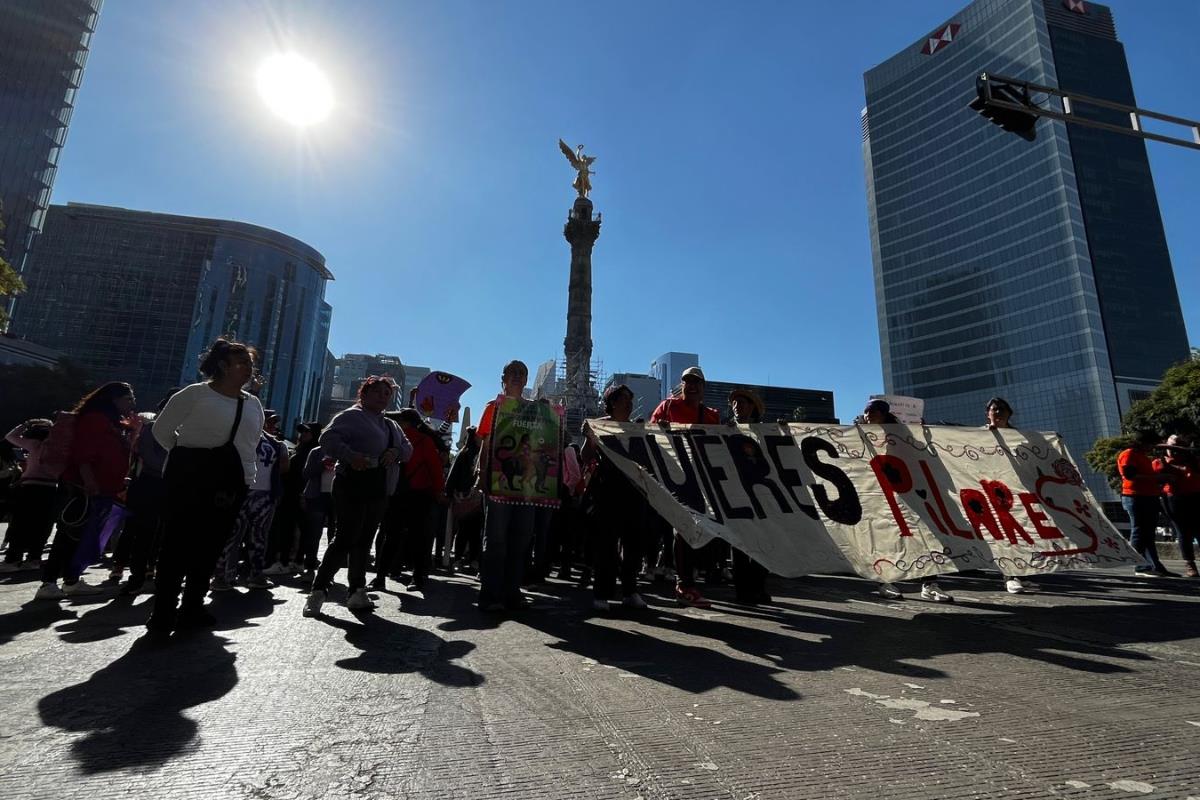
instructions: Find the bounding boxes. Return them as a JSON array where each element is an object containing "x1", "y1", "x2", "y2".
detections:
[
  {"x1": 479, "y1": 500, "x2": 534, "y2": 607},
  {"x1": 1122, "y1": 495, "x2": 1164, "y2": 570}
]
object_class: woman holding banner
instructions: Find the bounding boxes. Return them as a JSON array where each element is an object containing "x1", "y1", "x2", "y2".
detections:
[
  {"x1": 985, "y1": 397, "x2": 1038, "y2": 594},
  {"x1": 864, "y1": 399, "x2": 955, "y2": 603}
]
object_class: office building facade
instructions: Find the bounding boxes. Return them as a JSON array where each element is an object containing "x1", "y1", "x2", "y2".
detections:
[
  {"x1": 11, "y1": 203, "x2": 333, "y2": 431},
  {"x1": 0, "y1": 0, "x2": 101, "y2": 280},
  {"x1": 863, "y1": 0, "x2": 1188, "y2": 497},
  {"x1": 650, "y1": 352, "x2": 700, "y2": 401},
  {"x1": 329, "y1": 353, "x2": 405, "y2": 412},
  {"x1": 605, "y1": 372, "x2": 662, "y2": 421}
]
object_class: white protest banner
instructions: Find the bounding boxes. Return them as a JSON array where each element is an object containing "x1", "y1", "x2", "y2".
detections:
[{"x1": 584, "y1": 421, "x2": 1139, "y2": 582}]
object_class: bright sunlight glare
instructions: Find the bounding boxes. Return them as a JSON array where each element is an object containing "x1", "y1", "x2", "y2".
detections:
[{"x1": 255, "y1": 52, "x2": 334, "y2": 127}]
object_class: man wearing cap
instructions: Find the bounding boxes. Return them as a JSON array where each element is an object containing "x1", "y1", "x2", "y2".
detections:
[
  {"x1": 1154, "y1": 434, "x2": 1199, "y2": 578},
  {"x1": 650, "y1": 366, "x2": 721, "y2": 608}
]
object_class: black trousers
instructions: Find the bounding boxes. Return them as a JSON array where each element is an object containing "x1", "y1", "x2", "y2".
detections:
[
  {"x1": 148, "y1": 448, "x2": 246, "y2": 630},
  {"x1": 732, "y1": 547, "x2": 769, "y2": 599},
  {"x1": 3, "y1": 482, "x2": 58, "y2": 564},
  {"x1": 1164, "y1": 494, "x2": 1200, "y2": 563},
  {"x1": 120, "y1": 473, "x2": 166, "y2": 583},
  {"x1": 313, "y1": 480, "x2": 387, "y2": 593},
  {"x1": 591, "y1": 504, "x2": 641, "y2": 601},
  {"x1": 376, "y1": 490, "x2": 435, "y2": 582}
]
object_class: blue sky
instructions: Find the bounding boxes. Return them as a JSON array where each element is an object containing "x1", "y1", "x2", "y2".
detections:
[{"x1": 51, "y1": 1, "x2": 1199, "y2": 424}]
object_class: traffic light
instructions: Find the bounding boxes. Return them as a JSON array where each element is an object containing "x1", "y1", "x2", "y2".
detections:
[{"x1": 969, "y1": 73, "x2": 1038, "y2": 141}]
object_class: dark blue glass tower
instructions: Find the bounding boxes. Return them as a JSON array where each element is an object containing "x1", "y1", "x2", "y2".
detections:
[
  {"x1": 0, "y1": 0, "x2": 101, "y2": 277},
  {"x1": 863, "y1": 0, "x2": 1188, "y2": 498}
]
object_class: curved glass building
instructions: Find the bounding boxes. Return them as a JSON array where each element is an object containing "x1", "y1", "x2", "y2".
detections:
[
  {"x1": 11, "y1": 203, "x2": 333, "y2": 432},
  {"x1": 863, "y1": 0, "x2": 1188, "y2": 498}
]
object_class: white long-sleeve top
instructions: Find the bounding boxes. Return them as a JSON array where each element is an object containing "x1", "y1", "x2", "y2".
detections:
[{"x1": 153, "y1": 382, "x2": 266, "y2": 486}]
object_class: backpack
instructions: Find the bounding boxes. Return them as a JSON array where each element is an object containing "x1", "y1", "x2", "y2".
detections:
[{"x1": 39, "y1": 411, "x2": 78, "y2": 480}]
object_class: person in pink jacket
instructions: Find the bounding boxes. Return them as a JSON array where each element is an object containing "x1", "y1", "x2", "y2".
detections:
[{"x1": 2, "y1": 419, "x2": 59, "y2": 572}]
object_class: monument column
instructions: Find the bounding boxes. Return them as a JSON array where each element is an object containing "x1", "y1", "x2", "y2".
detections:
[{"x1": 562, "y1": 195, "x2": 601, "y2": 436}]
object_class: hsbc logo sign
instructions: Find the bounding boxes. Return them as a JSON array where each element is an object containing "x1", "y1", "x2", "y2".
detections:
[
  {"x1": 1064, "y1": 0, "x2": 1087, "y2": 13},
  {"x1": 920, "y1": 22, "x2": 961, "y2": 55}
]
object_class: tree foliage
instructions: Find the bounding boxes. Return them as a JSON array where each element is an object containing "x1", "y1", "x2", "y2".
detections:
[
  {"x1": 0, "y1": 207, "x2": 24, "y2": 331},
  {"x1": 1084, "y1": 359, "x2": 1200, "y2": 490},
  {"x1": 0, "y1": 361, "x2": 91, "y2": 435}
]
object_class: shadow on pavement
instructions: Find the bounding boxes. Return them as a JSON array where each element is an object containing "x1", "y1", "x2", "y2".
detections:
[
  {"x1": 317, "y1": 610, "x2": 484, "y2": 687},
  {"x1": 37, "y1": 630, "x2": 238, "y2": 774},
  {"x1": 429, "y1": 569, "x2": 1197, "y2": 697}
]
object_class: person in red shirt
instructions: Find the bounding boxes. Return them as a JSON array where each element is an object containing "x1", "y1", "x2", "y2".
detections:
[
  {"x1": 1154, "y1": 434, "x2": 1199, "y2": 578},
  {"x1": 373, "y1": 408, "x2": 447, "y2": 592},
  {"x1": 35, "y1": 382, "x2": 136, "y2": 599},
  {"x1": 1118, "y1": 429, "x2": 1173, "y2": 576},
  {"x1": 649, "y1": 366, "x2": 720, "y2": 608}
]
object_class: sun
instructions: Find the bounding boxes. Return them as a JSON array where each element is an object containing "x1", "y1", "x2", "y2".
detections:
[{"x1": 255, "y1": 53, "x2": 334, "y2": 127}]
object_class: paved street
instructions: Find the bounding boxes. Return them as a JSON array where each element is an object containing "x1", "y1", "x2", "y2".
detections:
[{"x1": 1, "y1": 552, "x2": 1199, "y2": 799}]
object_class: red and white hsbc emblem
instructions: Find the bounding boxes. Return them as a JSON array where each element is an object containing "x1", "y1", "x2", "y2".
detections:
[
  {"x1": 920, "y1": 23, "x2": 961, "y2": 55},
  {"x1": 1064, "y1": 0, "x2": 1087, "y2": 13}
]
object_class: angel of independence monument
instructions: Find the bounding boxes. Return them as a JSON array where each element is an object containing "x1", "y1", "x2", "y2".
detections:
[{"x1": 558, "y1": 139, "x2": 602, "y2": 437}]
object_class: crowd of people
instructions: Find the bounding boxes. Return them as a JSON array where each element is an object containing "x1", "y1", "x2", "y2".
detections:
[{"x1": 1, "y1": 337, "x2": 1197, "y2": 643}]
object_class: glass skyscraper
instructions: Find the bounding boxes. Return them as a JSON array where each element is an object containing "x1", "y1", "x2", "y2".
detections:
[
  {"x1": 11, "y1": 203, "x2": 333, "y2": 432},
  {"x1": 863, "y1": 0, "x2": 1188, "y2": 498},
  {"x1": 0, "y1": 0, "x2": 101, "y2": 277}
]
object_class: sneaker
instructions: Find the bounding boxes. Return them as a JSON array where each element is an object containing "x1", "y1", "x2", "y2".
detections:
[
  {"x1": 675, "y1": 585, "x2": 712, "y2": 609},
  {"x1": 346, "y1": 588, "x2": 375, "y2": 611},
  {"x1": 261, "y1": 561, "x2": 290, "y2": 576},
  {"x1": 591, "y1": 598, "x2": 612, "y2": 612},
  {"x1": 0, "y1": 561, "x2": 20, "y2": 574},
  {"x1": 1185, "y1": 562, "x2": 1198, "y2": 578},
  {"x1": 245, "y1": 573, "x2": 273, "y2": 589},
  {"x1": 209, "y1": 576, "x2": 234, "y2": 592},
  {"x1": 1133, "y1": 565, "x2": 1156, "y2": 576},
  {"x1": 34, "y1": 581, "x2": 66, "y2": 600},
  {"x1": 920, "y1": 582, "x2": 954, "y2": 603},
  {"x1": 63, "y1": 579, "x2": 104, "y2": 596},
  {"x1": 877, "y1": 582, "x2": 903, "y2": 600},
  {"x1": 1005, "y1": 577, "x2": 1027, "y2": 594},
  {"x1": 622, "y1": 593, "x2": 649, "y2": 609},
  {"x1": 369, "y1": 576, "x2": 386, "y2": 591},
  {"x1": 303, "y1": 589, "x2": 327, "y2": 617}
]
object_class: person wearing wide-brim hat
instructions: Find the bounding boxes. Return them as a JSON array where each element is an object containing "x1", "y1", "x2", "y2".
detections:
[
  {"x1": 727, "y1": 387, "x2": 772, "y2": 603},
  {"x1": 1154, "y1": 433, "x2": 1200, "y2": 578},
  {"x1": 728, "y1": 388, "x2": 765, "y2": 424}
]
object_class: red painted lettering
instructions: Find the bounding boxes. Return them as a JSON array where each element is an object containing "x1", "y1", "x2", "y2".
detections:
[
  {"x1": 959, "y1": 488, "x2": 1004, "y2": 540},
  {"x1": 980, "y1": 479, "x2": 1035, "y2": 545},
  {"x1": 869, "y1": 454, "x2": 915, "y2": 537},
  {"x1": 1019, "y1": 492, "x2": 1064, "y2": 540}
]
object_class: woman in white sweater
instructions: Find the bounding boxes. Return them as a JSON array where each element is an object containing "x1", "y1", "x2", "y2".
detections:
[{"x1": 146, "y1": 339, "x2": 265, "y2": 638}]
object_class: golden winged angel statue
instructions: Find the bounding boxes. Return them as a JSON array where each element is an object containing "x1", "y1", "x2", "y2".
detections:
[{"x1": 558, "y1": 139, "x2": 596, "y2": 198}]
